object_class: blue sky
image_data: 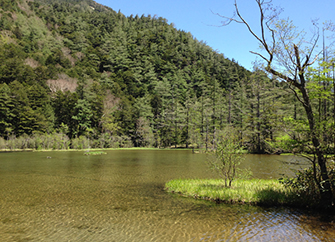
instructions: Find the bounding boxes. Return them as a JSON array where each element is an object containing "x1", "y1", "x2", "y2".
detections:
[{"x1": 95, "y1": 0, "x2": 334, "y2": 71}]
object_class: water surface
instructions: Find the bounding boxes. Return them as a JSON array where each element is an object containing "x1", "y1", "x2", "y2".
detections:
[{"x1": 0, "y1": 150, "x2": 333, "y2": 241}]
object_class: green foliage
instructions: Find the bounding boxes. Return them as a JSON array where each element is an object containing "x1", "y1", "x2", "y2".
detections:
[
  {"x1": 0, "y1": 132, "x2": 70, "y2": 150},
  {"x1": 0, "y1": 83, "x2": 15, "y2": 136},
  {"x1": 30, "y1": 132, "x2": 69, "y2": 150},
  {"x1": 71, "y1": 99, "x2": 93, "y2": 136},
  {"x1": 280, "y1": 162, "x2": 335, "y2": 207},
  {"x1": 207, "y1": 127, "x2": 249, "y2": 187},
  {"x1": 0, "y1": 0, "x2": 20, "y2": 12},
  {"x1": 53, "y1": 91, "x2": 78, "y2": 138},
  {"x1": 4, "y1": 0, "x2": 334, "y2": 157},
  {"x1": 0, "y1": 0, "x2": 253, "y2": 146},
  {"x1": 71, "y1": 135, "x2": 91, "y2": 149},
  {"x1": 0, "y1": 136, "x2": 5, "y2": 149},
  {"x1": 271, "y1": 134, "x2": 301, "y2": 153}
]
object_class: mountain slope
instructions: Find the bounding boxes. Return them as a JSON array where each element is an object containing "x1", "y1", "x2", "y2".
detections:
[{"x1": 0, "y1": 0, "x2": 251, "y2": 147}]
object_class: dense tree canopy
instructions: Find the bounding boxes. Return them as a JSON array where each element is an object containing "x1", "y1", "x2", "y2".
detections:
[
  {"x1": 1, "y1": 0, "x2": 333, "y2": 158},
  {"x1": 0, "y1": 0, "x2": 251, "y2": 146}
]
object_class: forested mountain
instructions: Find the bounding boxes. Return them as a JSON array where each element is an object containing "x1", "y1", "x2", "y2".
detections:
[{"x1": 0, "y1": 0, "x2": 312, "y2": 151}]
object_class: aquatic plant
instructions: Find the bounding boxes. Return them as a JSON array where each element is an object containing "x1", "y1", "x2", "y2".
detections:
[{"x1": 84, "y1": 151, "x2": 107, "y2": 155}]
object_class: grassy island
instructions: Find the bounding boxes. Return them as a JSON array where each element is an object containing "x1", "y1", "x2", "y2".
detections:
[{"x1": 165, "y1": 179, "x2": 294, "y2": 207}]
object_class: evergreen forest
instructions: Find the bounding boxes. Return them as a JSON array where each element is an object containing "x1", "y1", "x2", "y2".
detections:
[{"x1": 0, "y1": 0, "x2": 334, "y2": 154}]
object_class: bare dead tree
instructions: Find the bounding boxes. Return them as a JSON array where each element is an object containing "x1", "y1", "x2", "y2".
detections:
[
  {"x1": 46, "y1": 73, "x2": 78, "y2": 93},
  {"x1": 24, "y1": 58, "x2": 40, "y2": 68},
  {"x1": 216, "y1": 0, "x2": 333, "y2": 208}
]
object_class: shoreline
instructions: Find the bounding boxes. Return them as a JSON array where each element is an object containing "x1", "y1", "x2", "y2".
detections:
[{"x1": 0, "y1": 147, "x2": 195, "y2": 152}]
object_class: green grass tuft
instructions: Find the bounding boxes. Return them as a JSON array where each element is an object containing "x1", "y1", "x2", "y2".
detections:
[
  {"x1": 84, "y1": 151, "x2": 107, "y2": 155},
  {"x1": 165, "y1": 179, "x2": 293, "y2": 206}
]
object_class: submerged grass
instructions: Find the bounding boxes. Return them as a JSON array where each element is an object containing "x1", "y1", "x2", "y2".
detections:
[
  {"x1": 165, "y1": 179, "x2": 292, "y2": 206},
  {"x1": 84, "y1": 151, "x2": 107, "y2": 155}
]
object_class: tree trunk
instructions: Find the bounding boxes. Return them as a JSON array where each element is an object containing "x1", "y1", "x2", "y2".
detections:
[
  {"x1": 256, "y1": 88, "x2": 261, "y2": 153},
  {"x1": 186, "y1": 106, "x2": 189, "y2": 149},
  {"x1": 333, "y1": 65, "x2": 335, "y2": 156},
  {"x1": 300, "y1": 82, "x2": 333, "y2": 208},
  {"x1": 228, "y1": 88, "x2": 232, "y2": 124}
]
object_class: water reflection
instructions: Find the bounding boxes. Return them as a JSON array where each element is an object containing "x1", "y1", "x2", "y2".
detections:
[{"x1": 0, "y1": 150, "x2": 333, "y2": 241}]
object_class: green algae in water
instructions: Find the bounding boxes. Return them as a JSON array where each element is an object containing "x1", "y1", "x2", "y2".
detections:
[{"x1": 84, "y1": 151, "x2": 107, "y2": 155}]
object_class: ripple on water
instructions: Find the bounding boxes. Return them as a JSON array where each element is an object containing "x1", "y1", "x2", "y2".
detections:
[{"x1": 0, "y1": 150, "x2": 334, "y2": 241}]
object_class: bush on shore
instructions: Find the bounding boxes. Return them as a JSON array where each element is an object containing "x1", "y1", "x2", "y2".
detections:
[{"x1": 0, "y1": 132, "x2": 134, "y2": 150}]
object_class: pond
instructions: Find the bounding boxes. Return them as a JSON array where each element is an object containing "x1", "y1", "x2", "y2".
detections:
[{"x1": 0, "y1": 150, "x2": 334, "y2": 241}]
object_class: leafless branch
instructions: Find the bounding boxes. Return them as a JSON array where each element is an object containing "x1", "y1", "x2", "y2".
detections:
[
  {"x1": 211, "y1": 10, "x2": 243, "y2": 26},
  {"x1": 287, "y1": 83, "x2": 306, "y2": 107}
]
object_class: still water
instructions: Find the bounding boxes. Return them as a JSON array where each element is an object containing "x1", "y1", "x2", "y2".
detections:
[{"x1": 0, "y1": 150, "x2": 334, "y2": 241}]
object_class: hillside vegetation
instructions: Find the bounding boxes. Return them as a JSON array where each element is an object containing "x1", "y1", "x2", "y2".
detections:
[{"x1": 0, "y1": 0, "x2": 321, "y2": 152}]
